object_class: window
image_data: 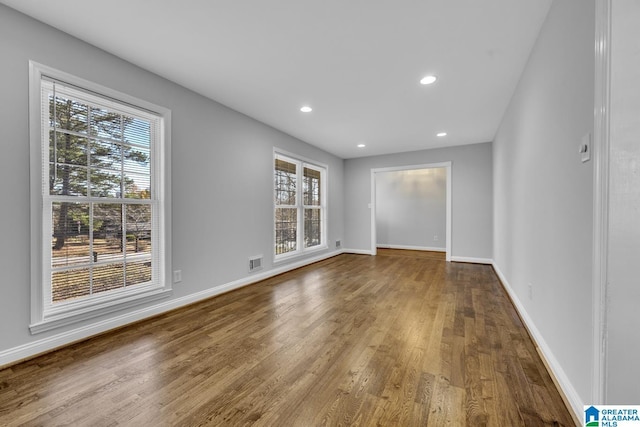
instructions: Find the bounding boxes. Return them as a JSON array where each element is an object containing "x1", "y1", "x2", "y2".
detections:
[
  {"x1": 274, "y1": 153, "x2": 327, "y2": 259},
  {"x1": 29, "y1": 62, "x2": 171, "y2": 333}
]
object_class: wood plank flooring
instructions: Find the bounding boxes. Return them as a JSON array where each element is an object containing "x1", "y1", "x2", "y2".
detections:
[{"x1": 0, "y1": 249, "x2": 576, "y2": 426}]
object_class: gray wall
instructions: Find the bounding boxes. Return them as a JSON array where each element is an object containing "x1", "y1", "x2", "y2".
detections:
[
  {"x1": 492, "y1": 0, "x2": 594, "y2": 411},
  {"x1": 0, "y1": 5, "x2": 343, "y2": 357},
  {"x1": 375, "y1": 169, "x2": 446, "y2": 250},
  {"x1": 606, "y1": 0, "x2": 640, "y2": 403},
  {"x1": 344, "y1": 142, "x2": 492, "y2": 259}
]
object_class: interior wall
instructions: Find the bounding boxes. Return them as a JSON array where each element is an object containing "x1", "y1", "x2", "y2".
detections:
[
  {"x1": 606, "y1": 0, "x2": 640, "y2": 403},
  {"x1": 492, "y1": 0, "x2": 595, "y2": 413},
  {"x1": 0, "y1": 5, "x2": 344, "y2": 360},
  {"x1": 344, "y1": 142, "x2": 492, "y2": 260},
  {"x1": 375, "y1": 169, "x2": 446, "y2": 250}
]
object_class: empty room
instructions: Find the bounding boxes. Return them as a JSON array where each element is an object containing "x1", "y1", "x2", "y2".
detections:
[{"x1": 1, "y1": 0, "x2": 638, "y2": 426}]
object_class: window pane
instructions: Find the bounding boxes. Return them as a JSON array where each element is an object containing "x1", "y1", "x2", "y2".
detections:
[
  {"x1": 91, "y1": 139, "x2": 122, "y2": 170},
  {"x1": 52, "y1": 267, "x2": 91, "y2": 303},
  {"x1": 125, "y1": 204, "x2": 152, "y2": 255},
  {"x1": 275, "y1": 158, "x2": 297, "y2": 205},
  {"x1": 50, "y1": 164, "x2": 88, "y2": 196},
  {"x1": 50, "y1": 94, "x2": 88, "y2": 134},
  {"x1": 124, "y1": 118, "x2": 151, "y2": 148},
  {"x1": 303, "y1": 167, "x2": 321, "y2": 206},
  {"x1": 304, "y1": 208, "x2": 321, "y2": 248},
  {"x1": 93, "y1": 204, "x2": 124, "y2": 260},
  {"x1": 275, "y1": 207, "x2": 297, "y2": 255},
  {"x1": 93, "y1": 263, "x2": 125, "y2": 294},
  {"x1": 51, "y1": 132, "x2": 89, "y2": 167},
  {"x1": 126, "y1": 261, "x2": 152, "y2": 287},
  {"x1": 91, "y1": 168, "x2": 122, "y2": 198},
  {"x1": 124, "y1": 173, "x2": 151, "y2": 199},
  {"x1": 123, "y1": 146, "x2": 150, "y2": 175},
  {"x1": 90, "y1": 107, "x2": 122, "y2": 140},
  {"x1": 52, "y1": 202, "x2": 91, "y2": 267}
]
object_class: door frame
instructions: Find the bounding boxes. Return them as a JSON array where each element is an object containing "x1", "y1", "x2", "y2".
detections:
[
  {"x1": 370, "y1": 161, "x2": 452, "y2": 261},
  {"x1": 591, "y1": 0, "x2": 611, "y2": 404}
]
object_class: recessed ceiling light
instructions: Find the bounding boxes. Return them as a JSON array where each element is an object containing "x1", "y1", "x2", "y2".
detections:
[
  {"x1": 300, "y1": 106, "x2": 312, "y2": 113},
  {"x1": 357, "y1": 144, "x2": 366, "y2": 148},
  {"x1": 437, "y1": 132, "x2": 447, "y2": 137},
  {"x1": 420, "y1": 75, "x2": 437, "y2": 85}
]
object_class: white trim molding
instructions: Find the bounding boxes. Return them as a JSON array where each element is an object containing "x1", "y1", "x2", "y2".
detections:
[
  {"x1": 592, "y1": 0, "x2": 611, "y2": 405},
  {"x1": 376, "y1": 244, "x2": 445, "y2": 252},
  {"x1": 343, "y1": 248, "x2": 375, "y2": 255},
  {"x1": 492, "y1": 262, "x2": 583, "y2": 420},
  {"x1": 450, "y1": 256, "x2": 492, "y2": 265},
  {"x1": 0, "y1": 249, "x2": 343, "y2": 369}
]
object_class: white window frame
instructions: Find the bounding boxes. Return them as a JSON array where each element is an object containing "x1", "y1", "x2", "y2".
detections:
[
  {"x1": 273, "y1": 150, "x2": 328, "y2": 262},
  {"x1": 29, "y1": 62, "x2": 172, "y2": 334}
]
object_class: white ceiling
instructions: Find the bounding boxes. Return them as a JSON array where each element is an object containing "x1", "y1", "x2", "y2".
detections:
[{"x1": 2, "y1": 0, "x2": 552, "y2": 159}]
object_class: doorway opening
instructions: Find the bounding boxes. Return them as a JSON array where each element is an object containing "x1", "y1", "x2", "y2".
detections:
[{"x1": 370, "y1": 162, "x2": 452, "y2": 261}]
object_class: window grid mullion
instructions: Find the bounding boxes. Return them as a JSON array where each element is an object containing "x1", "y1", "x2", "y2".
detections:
[
  {"x1": 53, "y1": 84, "x2": 58, "y2": 183},
  {"x1": 89, "y1": 202, "x2": 94, "y2": 296},
  {"x1": 87, "y1": 106, "x2": 93, "y2": 198},
  {"x1": 52, "y1": 126, "x2": 149, "y2": 151},
  {"x1": 296, "y1": 164, "x2": 303, "y2": 252},
  {"x1": 120, "y1": 114, "x2": 124, "y2": 199},
  {"x1": 122, "y1": 203, "x2": 127, "y2": 288},
  {"x1": 44, "y1": 194, "x2": 152, "y2": 205}
]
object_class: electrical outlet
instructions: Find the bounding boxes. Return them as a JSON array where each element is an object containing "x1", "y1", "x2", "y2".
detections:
[
  {"x1": 528, "y1": 282, "x2": 533, "y2": 300},
  {"x1": 173, "y1": 270, "x2": 182, "y2": 283},
  {"x1": 336, "y1": 240, "x2": 341, "y2": 248},
  {"x1": 433, "y1": 235, "x2": 439, "y2": 241}
]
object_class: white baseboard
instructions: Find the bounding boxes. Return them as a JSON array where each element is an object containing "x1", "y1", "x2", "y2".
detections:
[
  {"x1": 450, "y1": 256, "x2": 493, "y2": 264},
  {"x1": 0, "y1": 249, "x2": 344, "y2": 368},
  {"x1": 376, "y1": 244, "x2": 445, "y2": 252},
  {"x1": 343, "y1": 248, "x2": 374, "y2": 255},
  {"x1": 491, "y1": 262, "x2": 583, "y2": 421}
]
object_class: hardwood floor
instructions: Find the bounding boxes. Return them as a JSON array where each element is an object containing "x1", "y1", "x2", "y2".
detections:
[{"x1": 0, "y1": 249, "x2": 575, "y2": 426}]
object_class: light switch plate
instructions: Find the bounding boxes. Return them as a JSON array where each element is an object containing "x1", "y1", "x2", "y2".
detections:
[{"x1": 580, "y1": 132, "x2": 591, "y2": 163}]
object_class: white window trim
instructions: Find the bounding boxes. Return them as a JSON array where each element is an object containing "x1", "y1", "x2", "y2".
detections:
[
  {"x1": 273, "y1": 149, "x2": 328, "y2": 263},
  {"x1": 29, "y1": 61, "x2": 172, "y2": 334}
]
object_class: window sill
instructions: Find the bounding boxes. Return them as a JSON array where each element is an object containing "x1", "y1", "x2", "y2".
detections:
[
  {"x1": 30, "y1": 287, "x2": 172, "y2": 334},
  {"x1": 273, "y1": 244, "x2": 329, "y2": 264}
]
